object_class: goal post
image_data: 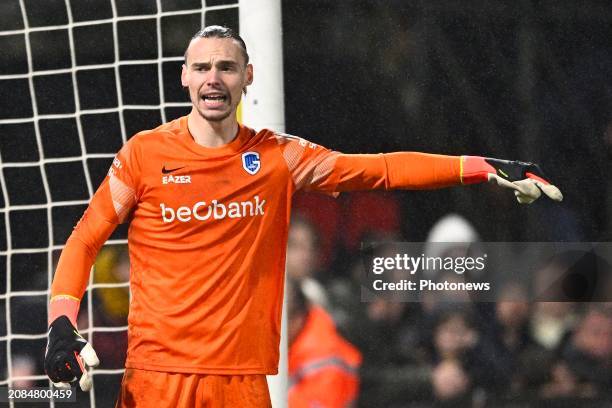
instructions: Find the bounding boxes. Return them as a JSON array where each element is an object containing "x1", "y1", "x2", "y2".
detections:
[
  {"x1": 239, "y1": 3, "x2": 287, "y2": 407},
  {"x1": 239, "y1": 0, "x2": 286, "y2": 132}
]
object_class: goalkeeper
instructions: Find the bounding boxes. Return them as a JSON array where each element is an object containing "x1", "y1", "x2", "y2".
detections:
[{"x1": 44, "y1": 25, "x2": 562, "y2": 406}]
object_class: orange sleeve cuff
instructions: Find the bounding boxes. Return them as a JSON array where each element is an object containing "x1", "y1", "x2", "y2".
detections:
[
  {"x1": 48, "y1": 295, "x2": 80, "y2": 326},
  {"x1": 383, "y1": 152, "x2": 462, "y2": 190}
]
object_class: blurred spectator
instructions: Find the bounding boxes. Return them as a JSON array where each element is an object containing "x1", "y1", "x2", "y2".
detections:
[
  {"x1": 424, "y1": 213, "x2": 480, "y2": 248},
  {"x1": 287, "y1": 278, "x2": 362, "y2": 408},
  {"x1": 422, "y1": 213, "x2": 482, "y2": 315},
  {"x1": 482, "y1": 282, "x2": 554, "y2": 399},
  {"x1": 540, "y1": 304, "x2": 612, "y2": 399},
  {"x1": 430, "y1": 310, "x2": 477, "y2": 404},
  {"x1": 292, "y1": 193, "x2": 341, "y2": 268},
  {"x1": 530, "y1": 302, "x2": 577, "y2": 351},
  {"x1": 530, "y1": 254, "x2": 579, "y2": 350},
  {"x1": 427, "y1": 308, "x2": 509, "y2": 406},
  {"x1": 343, "y1": 289, "x2": 429, "y2": 405},
  {"x1": 287, "y1": 215, "x2": 330, "y2": 309},
  {"x1": 326, "y1": 230, "x2": 404, "y2": 331}
]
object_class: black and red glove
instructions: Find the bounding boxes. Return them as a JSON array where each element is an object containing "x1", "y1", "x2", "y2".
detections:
[
  {"x1": 44, "y1": 315, "x2": 99, "y2": 391},
  {"x1": 461, "y1": 156, "x2": 563, "y2": 204}
]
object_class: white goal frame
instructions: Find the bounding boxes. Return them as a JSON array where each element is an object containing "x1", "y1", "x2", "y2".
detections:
[{"x1": 239, "y1": 0, "x2": 287, "y2": 407}]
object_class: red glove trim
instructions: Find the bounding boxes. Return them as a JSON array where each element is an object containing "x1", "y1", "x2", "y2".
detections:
[
  {"x1": 525, "y1": 171, "x2": 549, "y2": 185},
  {"x1": 460, "y1": 156, "x2": 495, "y2": 185}
]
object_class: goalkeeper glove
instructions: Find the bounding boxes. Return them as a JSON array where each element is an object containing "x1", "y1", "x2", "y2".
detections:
[
  {"x1": 44, "y1": 315, "x2": 99, "y2": 391},
  {"x1": 462, "y1": 156, "x2": 563, "y2": 204}
]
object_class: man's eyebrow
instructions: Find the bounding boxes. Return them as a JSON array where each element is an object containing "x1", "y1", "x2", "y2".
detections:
[
  {"x1": 218, "y1": 60, "x2": 239, "y2": 67},
  {"x1": 190, "y1": 60, "x2": 240, "y2": 68}
]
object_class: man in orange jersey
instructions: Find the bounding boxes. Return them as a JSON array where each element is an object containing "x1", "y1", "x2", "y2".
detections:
[
  {"x1": 44, "y1": 25, "x2": 562, "y2": 407},
  {"x1": 287, "y1": 279, "x2": 362, "y2": 407}
]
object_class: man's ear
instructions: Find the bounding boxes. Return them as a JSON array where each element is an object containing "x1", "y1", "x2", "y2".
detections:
[
  {"x1": 181, "y1": 64, "x2": 188, "y2": 87},
  {"x1": 246, "y1": 63, "x2": 253, "y2": 86}
]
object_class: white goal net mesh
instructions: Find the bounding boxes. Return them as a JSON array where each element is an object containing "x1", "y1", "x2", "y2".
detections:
[{"x1": 0, "y1": 1, "x2": 239, "y2": 406}]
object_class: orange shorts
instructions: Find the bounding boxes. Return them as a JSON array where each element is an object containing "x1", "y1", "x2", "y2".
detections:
[{"x1": 115, "y1": 368, "x2": 272, "y2": 408}]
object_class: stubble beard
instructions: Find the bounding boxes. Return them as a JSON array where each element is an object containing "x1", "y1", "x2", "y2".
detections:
[{"x1": 196, "y1": 106, "x2": 233, "y2": 122}]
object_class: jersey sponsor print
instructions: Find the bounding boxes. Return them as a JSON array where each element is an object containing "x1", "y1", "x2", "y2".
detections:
[{"x1": 51, "y1": 115, "x2": 462, "y2": 374}]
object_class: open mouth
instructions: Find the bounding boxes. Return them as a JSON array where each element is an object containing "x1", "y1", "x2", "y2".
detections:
[{"x1": 201, "y1": 93, "x2": 227, "y2": 103}]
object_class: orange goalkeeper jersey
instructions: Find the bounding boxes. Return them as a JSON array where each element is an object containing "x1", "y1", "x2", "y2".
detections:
[{"x1": 51, "y1": 115, "x2": 462, "y2": 374}]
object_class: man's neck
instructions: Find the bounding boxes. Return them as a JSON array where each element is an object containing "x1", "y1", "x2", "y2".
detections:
[{"x1": 187, "y1": 109, "x2": 239, "y2": 148}]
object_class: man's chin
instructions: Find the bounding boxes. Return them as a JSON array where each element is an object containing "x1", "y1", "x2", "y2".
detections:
[{"x1": 196, "y1": 108, "x2": 233, "y2": 122}]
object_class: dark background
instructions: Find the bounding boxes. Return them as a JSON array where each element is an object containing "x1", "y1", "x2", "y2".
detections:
[{"x1": 283, "y1": 0, "x2": 612, "y2": 243}]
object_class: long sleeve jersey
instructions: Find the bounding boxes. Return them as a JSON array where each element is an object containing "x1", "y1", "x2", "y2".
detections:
[{"x1": 51, "y1": 115, "x2": 464, "y2": 374}]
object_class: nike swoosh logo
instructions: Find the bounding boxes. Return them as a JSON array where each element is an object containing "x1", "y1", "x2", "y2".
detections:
[{"x1": 162, "y1": 166, "x2": 185, "y2": 174}]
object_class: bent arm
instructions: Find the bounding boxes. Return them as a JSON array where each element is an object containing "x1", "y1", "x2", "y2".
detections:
[
  {"x1": 49, "y1": 209, "x2": 117, "y2": 326},
  {"x1": 48, "y1": 139, "x2": 140, "y2": 326}
]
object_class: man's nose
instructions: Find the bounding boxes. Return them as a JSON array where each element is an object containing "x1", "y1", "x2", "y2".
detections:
[{"x1": 205, "y1": 68, "x2": 221, "y2": 85}]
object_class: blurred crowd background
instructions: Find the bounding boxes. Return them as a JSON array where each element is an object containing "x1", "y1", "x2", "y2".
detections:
[
  {"x1": 285, "y1": 213, "x2": 612, "y2": 407},
  {"x1": 287, "y1": 2, "x2": 612, "y2": 404},
  {"x1": 1, "y1": 0, "x2": 612, "y2": 406}
]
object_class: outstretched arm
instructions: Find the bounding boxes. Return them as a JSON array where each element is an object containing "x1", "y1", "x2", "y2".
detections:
[{"x1": 274, "y1": 134, "x2": 562, "y2": 203}]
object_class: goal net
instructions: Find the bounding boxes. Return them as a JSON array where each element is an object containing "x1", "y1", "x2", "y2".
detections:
[{"x1": 0, "y1": 1, "x2": 283, "y2": 407}]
